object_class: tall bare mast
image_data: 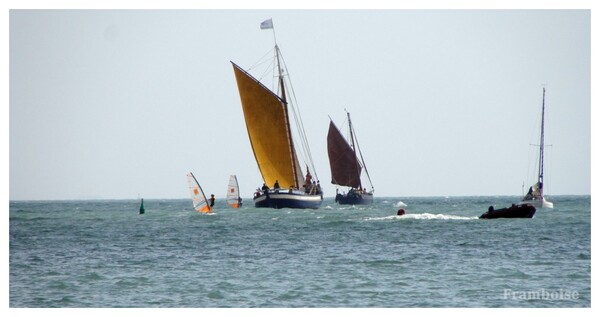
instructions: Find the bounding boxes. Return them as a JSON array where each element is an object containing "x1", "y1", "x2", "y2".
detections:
[{"x1": 538, "y1": 87, "x2": 546, "y2": 196}]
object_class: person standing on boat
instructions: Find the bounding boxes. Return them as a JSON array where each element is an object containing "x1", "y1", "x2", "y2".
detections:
[
  {"x1": 209, "y1": 194, "x2": 215, "y2": 207},
  {"x1": 261, "y1": 183, "x2": 269, "y2": 191},
  {"x1": 304, "y1": 169, "x2": 312, "y2": 188},
  {"x1": 524, "y1": 186, "x2": 534, "y2": 200},
  {"x1": 273, "y1": 180, "x2": 281, "y2": 193}
]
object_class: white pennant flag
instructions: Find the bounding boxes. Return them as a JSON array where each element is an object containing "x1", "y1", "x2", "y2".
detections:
[{"x1": 260, "y1": 18, "x2": 273, "y2": 30}]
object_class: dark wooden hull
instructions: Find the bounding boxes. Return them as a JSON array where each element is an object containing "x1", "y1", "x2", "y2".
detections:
[
  {"x1": 479, "y1": 204, "x2": 536, "y2": 219},
  {"x1": 253, "y1": 190, "x2": 323, "y2": 209},
  {"x1": 335, "y1": 193, "x2": 373, "y2": 205}
]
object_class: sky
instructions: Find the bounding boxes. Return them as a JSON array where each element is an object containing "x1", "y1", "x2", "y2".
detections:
[{"x1": 6, "y1": 6, "x2": 593, "y2": 200}]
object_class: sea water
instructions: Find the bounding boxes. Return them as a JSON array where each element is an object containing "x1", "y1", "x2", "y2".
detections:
[{"x1": 9, "y1": 196, "x2": 590, "y2": 307}]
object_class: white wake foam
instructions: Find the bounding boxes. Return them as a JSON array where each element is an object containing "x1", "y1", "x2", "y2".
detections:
[
  {"x1": 394, "y1": 201, "x2": 408, "y2": 207},
  {"x1": 402, "y1": 213, "x2": 477, "y2": 220},
  {"x1": 365, "y1": 213, "x2": 477, "y2": 221}
]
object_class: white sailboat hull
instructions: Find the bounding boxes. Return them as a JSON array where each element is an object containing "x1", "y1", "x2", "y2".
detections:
[{"x1": 521, "y1": 198, "x2": 554, "y2": 209}]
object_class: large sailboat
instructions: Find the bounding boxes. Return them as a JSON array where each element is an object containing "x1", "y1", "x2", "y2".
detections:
[
  {"x1": 231, "y1": 19, "x2": 323, "y2": 209},
  {"x1": 521, "y1": 88, "x2": 554, "y2": 209},
  {"x1": 328, "y1": 111, "x2": 374, "y2": 205}
]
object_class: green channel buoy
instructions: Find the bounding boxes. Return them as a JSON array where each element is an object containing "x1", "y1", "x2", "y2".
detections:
[{"x1": 139, "y1": 198, "x2": 145, "y2": 214}]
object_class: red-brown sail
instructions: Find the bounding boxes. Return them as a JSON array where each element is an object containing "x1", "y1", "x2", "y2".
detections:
[{"x1": 327, "y1": 120, "x2": 362, "y2": 188}]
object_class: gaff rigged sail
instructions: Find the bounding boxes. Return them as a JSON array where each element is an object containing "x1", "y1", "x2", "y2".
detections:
[
  {"x1": 327, "y1": 120, "x2": 362, "y2": 189},
  {"x1": 232, "y1": 62, "x2": 303, "y2": 189}
]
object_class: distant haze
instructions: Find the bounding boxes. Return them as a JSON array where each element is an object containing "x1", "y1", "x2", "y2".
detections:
[{"x1": 9, "y1": 10, "x2": 591, "y2": 200}]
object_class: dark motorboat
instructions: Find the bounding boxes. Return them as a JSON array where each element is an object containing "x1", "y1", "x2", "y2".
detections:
[{"x1": 479, "y1": 204, "x2": 536, "y2": 219}]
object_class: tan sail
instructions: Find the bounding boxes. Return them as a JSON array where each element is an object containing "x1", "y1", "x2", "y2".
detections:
[
  {"x1": 327, "y1": 120, "x2": 362, "y2": 188},
  {"x1": 232, "y1": 62, "x2": 301, "y2": 189}
]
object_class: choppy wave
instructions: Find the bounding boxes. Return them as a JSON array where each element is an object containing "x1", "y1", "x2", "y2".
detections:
[
  {"x1": 9, "y1": 197, "x2": 591, "y2": 308},
  {"x1": 365, "y1": 213, "x2": 478, "y2": 221},
  {"x1": 394, "y1": 201, "x2": 407, "y2": 207}
]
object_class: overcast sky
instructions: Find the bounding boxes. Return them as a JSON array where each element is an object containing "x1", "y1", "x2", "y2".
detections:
[{"x1": 8, "y1": 8, "x2": 592, "y2": 200}]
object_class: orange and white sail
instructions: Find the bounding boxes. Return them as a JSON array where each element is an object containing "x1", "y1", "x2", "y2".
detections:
[
  {"x1": 186, "y1": 172, "x2": 211, "y2": 213},
  {"x1": 226, "y1": 174, "x2": 241, "y2": 208}
]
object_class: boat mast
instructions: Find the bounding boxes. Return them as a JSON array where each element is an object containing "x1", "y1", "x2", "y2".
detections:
[
  {"x1": 275, "y1": 45, "x2": 286, "y2": 102},
  {"x1": 346, "y1": 110, "x2": 361, "y2": 189},
  {"x1": 346, "y1": 110, "x2": 356, "y2": 153},
  {"x1": 273, "y1": 29, "x2": 300, "y2": 189},
  {"x1": 347, "y1": 110, "x2": 374, "y2": 193},
  {"x1": 538, "y1": 87, "x2": 546, "y2": 197}
]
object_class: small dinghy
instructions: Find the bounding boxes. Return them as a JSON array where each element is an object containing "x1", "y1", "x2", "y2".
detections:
[{"x1": 479, "y1": 204, "x2": 536, "y2": 219}]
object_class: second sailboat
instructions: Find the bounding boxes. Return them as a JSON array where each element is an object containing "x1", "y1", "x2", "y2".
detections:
[{"x1": 328, "y1": 111, "x2": 374, "y2": 205}]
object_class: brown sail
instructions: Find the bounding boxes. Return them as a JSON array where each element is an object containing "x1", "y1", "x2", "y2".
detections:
[{"x1": 327, "y1": 120, "x2": 362, "y2": 188}]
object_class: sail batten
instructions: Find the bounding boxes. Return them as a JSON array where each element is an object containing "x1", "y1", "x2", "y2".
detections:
[
  {"x1": 327, "y1": 120, "x2": 362, "y2": 188},
  {"x1": 232, "y1": 62, "x2": 300, "y2": 189}
]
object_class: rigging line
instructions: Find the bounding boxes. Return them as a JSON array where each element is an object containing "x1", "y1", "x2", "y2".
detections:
[
  {"x1": 346, "y1": 110, "x2": 361, "y2": 189},
  {"x1": 524, "y1": 89, "x2": 544, "y2": 191},
  {"x1": 248, "y1": 47, "x2": 275, "y2": 72},
  {"x1": 350, "y1": 118, "x2": 374, "y2": 190},
  {"x1": 295, "y1": 103, "x2": 318, "y2": 181},
  {"x1": 269, "y1": 40, "x2": 318, "y2": 184},
  {"x1": 257, "y1": 62, "x2": 274, "y2": 85},
  {"x1": 286, "y1": 80, "x2": 310, "y2": 172},
  {"x1": 289, "y1": 80, "x2": 317, "y2": 181},
  {"x1": 278, "y1": 51, "x2": 319, "y2": 181},
  {"x1": 271, "y1": 48, "x2": 278, "y2": 96},
  {"x1": 546, "y1": 145, "x2": 552, "y2": 196},
  {"x1": 270, "y1": 40, "x2": 303, "y2": 186},
  {"x1": 274, "y1": 46, "x2": 301, "y2": 188},
  {"x1": 267, "y1": 21, "x2": 281, "y2": 99},
  {"x1": 525, "y1": 143, "x2": 534, "y2": 191}
]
